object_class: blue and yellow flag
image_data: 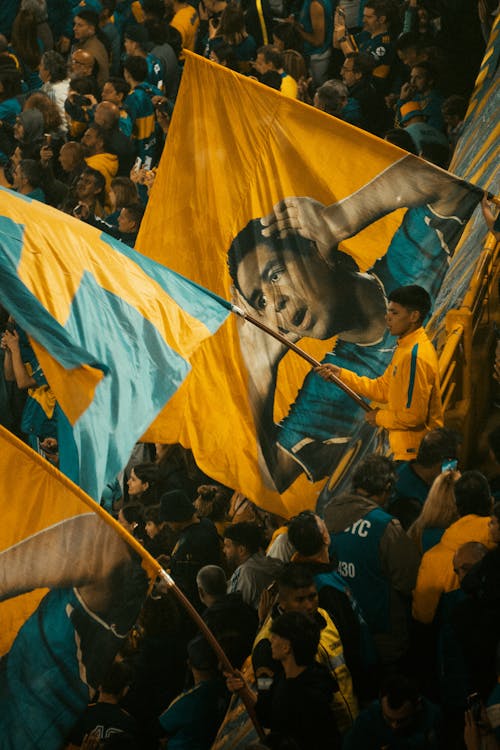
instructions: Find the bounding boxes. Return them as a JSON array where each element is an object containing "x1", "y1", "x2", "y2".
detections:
[
  {"x1": 0, "y1": 189, "x2": 230, "y2": 500},
  {"x1": 137, "y1": 52, "x2": 481, "y2": 518},
  {"x1": 0, "y1": 425, "x2": 161, "y2": 748}
]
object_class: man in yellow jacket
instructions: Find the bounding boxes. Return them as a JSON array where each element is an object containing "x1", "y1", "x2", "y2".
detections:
[{"x1": 316, "y1": 285, "x2": 443, "y2": 462}]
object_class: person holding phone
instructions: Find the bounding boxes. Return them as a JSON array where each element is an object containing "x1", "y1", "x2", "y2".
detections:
[{"x1": 334, "y1": 0, "x2": 396, "y2": 88}]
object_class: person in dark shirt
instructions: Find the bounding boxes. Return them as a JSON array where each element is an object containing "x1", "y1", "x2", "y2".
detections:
[
  {"x1": 158, "y1": 635, "x2": 229, "y2": 750},
  {"x1": 66, "y1": 661, "x2": 138, "y2": 748},
  {"x1": 343, "y1": 674, "x2": 443, "y2": 749},
  {"x1": 197, "y1": 564, "x2": 259, "y2": 669},
  {"x1": 160, "y1": 489, "x2": 223, "y2": 609},
  {"x1": 227, "y1": 611, "x2": 341, "y2": 750},
  {"x1": 341, "y1": 51, "x2": 388, "y2": 135}
]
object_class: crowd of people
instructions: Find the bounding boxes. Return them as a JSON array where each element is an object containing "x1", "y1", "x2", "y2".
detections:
[
  {"x1": 5, "y1": 430, "x2": 497, "y2": 750},
  {"x1": 0, "y1": 0, "x2": 499, "y2": 748},
  {"x1": 0, "y1": 0, "x2": 494, "y2": 223}
]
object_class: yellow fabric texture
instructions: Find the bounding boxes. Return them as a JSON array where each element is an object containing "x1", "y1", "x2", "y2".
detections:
[
  {"x1": 136, "y1": 52, "x2": 409, "y2": 518},
  {"x1": 0, "y1": 426, "x2": 160, "y2": 655},
  {"x1": 0, "y1": 189, "x2": 214, "y2": 427}
]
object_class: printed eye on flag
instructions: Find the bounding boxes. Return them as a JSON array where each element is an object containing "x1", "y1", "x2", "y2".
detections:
[
  {"x1": 137, "y1": 52, "x2": 481, "y2": 518},
  {"x1": 0, "y1": 425, "x2": 161, "y2": 748},
  {"x1": 0, "y1": 189, "x2": 230, "y2": 500}
]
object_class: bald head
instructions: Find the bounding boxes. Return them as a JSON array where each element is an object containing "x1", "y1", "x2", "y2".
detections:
[
  {"x1": 59, "y1": 140, "x2": 85, "y2": 172},
  {"x1": 453, "y1": 542, "x2": 488, "y2": 582},
  {"x1": 70, "y1": 49, "x2": 95, "y2": 77},
  {"x1": 94, "y1": 101, "x2": 120, "y2": 129}
]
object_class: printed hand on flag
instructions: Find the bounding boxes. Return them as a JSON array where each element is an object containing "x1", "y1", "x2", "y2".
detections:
[{"x1": 261, "y1": 196, "x2": 334, "y2": 258}]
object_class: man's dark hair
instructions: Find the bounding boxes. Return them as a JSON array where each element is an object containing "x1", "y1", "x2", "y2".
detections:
[
  {"x1": 100, "y1": 660, "x2": 133, "y2": 695},
  {"x1": 85, "y1": 121, "x2": 109, "y2": 150},
  {"x1": 411, "y1": 60, "x2": 438, "y2": 85},
  {"x1": 75, "y1": 9, "x2": 99, "y2": 30},
  {"x1": 380, "y1": 674, "x2": 420, "y2": 708},
  {"x1": 69, "y1": 75, "x2": 99, "y2": 97},
  {"x1": 227, "y1": 218, "x2": 359, "y2": 303},
  {"x1": 288, "y1": 511, "x2": 324, "y2": 557},
  {"x1": 224, "y1": 522, "x2": 264, "y2": 554},
  {"x1": 123, "y1": 55, "x2": 148, "y2": 84},
  {"x1": 143, "y1": 504, "x2": 162, "y2": 524},
  {"x1": 487, "y1": 425, "x2": 500, "y2": 464},
  {"x1": 196, "y1": 564, "x2": 227, "y2": 597},
  {"x1": 347, "y1": 51, "x2": 375, "y2": 77},
  {"x1": 81, "y1": 166, "x2": 106, "y2": 195},
  {"x1": 272, "y1": 21, "x2": 303, "y2": 52},
  {"x1": 40, "y1": 50, "x2": 67, "y2": 83},
  {"x1": 19, "y1": 159, "x2": 43, "y2": 189},
  {"x1": 270, "y1": 611, "x2": 321, "y2": 666},
  {"x1": 364, "y1": 0, "x2": 394, "y2": 21},
  {"x1": 212, "y1": 43, "x2": 238, "y2": 69},
  {"x1": 120, "y1": 503, "x2": 144, "y2": 526},
  {"x1": 352, "y1": 455, "x2": 396, "y2": 496},
  {"x1": 416, "y1": 427, "x2": 460, "y2": 467},
  {"x1": 278, "y1": 563, "x2": 315, "y2": 592},
  {"x1": 187, "y1": 634, "x2": 218, "y2": 671},
  {"x1": 105, "y1": 76, "x2": 131, "y2": 98},
  {"x1": 257, "y1": 44, "x2": 284, "y2": 70},
  {"x1": 454, "y1": 471, "x2": 492, "y2": 517},
  {"x1": 384, "y1": 127, "x2": 418, "y2": 155},
  {"x1": 122, "y1": 203, "x2": 145, "y2": 229},
  {"x1": 388, "y1": 284, "x2": 431, "y2": 322},
  {"x1": 395, "y1": 31, "x2": 422, "y2": 53}
]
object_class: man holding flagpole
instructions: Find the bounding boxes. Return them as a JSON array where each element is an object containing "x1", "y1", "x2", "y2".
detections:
[{"x1": 315, "y1": 285, "x2": 443, "y2": 462}]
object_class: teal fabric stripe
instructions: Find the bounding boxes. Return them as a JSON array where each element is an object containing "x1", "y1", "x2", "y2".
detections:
[
  {"x1": 100, "y1": 233, "x2": 232, "y2": 333},
  {"x1": 406, "y1": 343, "x2": 419, "y2": 408},
  {"x1": 0, "y1": 209, "x2": 231, "y2": 501}
]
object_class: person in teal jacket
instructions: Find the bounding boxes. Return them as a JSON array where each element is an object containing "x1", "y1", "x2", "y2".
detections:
[
  {"x1": 123, "y1": 55, "x2": 161, "y2": 163},
  {"x1": 324, "y1": 455, "x2": 420, "y2": 668}
]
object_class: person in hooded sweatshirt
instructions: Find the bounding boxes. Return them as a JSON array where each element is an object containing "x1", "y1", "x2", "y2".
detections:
[
  {"x1": 12, "y1": 109, "x2": 44, "y2": 160},
  {"x1": 81, "y1": 122, "x2": 118, "y2": 210}
]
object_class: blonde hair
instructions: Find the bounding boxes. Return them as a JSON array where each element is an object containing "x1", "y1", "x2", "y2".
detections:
[{"x1": 408, "y1": 470, "x2": 460, "y2": 553}]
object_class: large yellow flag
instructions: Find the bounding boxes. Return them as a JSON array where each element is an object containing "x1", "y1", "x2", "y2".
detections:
[
  {"x1": 138, "y1": 52, "x2": 480, "y2": 518},
  {"x1": 0, "y1": 425, "x2": 160, "y2": 748}
]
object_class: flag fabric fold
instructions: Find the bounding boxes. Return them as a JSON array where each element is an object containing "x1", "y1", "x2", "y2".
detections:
[
  {"x1": 0, "y1": 189, "x2": 231, "y2": 500},
  {"x1": 136, "y1": 51, "x2": 481, "y2": 518},
  {"x1": 0, "y1": 425, "x2": 161, "y2": 749}
]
